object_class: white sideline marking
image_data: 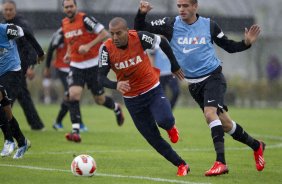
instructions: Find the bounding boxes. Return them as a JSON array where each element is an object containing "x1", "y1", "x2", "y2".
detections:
[
  {"x1": 0, "y1": 164, "x2": 210, "y2": 184},
  {"x1": 18, "y1": 134, "x2": 282, "y2": 155},
  {"x1": 252, "y1": 134, "x2": 282, "y2": 141},
  {"x1": 24, "y1": 143, "x2": 282, "y2": 155}
]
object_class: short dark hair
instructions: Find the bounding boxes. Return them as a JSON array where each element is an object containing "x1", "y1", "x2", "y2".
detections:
[
  {"x1": 2, "y1": 0, "x2": 17, "y2": 8},
  {"x1": 62, "y1": 0, "x2": 77, "y2": 7}
]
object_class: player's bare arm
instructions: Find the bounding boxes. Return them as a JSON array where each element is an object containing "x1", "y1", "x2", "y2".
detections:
[
  {"x1": 63, "y1": 44, "x2": 71, "y2": 64},
  {"x1": 244, "y1": 24, "x2": 261, "y2": 46},
  {"x1": 78, "y1": 29, "x2": 109, "y2": 54},
  {"x1": 79, "y1": 15, "x2": 110, "y2": 54}
]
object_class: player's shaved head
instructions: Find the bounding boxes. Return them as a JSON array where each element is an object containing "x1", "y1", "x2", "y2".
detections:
[
  {"x1": 109, "y1": 17, "x2": 129, "y2": 48},
  {"x1": 109, "y1": 17, "x2": 128, "y2": 30}
]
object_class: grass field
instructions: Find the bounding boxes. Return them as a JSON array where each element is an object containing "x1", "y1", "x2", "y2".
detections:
[{"x1": 0, "y1": 104, "x2": 281, "y2": 184}]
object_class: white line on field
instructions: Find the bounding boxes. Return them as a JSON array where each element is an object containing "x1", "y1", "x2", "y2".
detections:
[
  {"x1": 24, "y1": 142, "x2": 282, "y2": 155},
  {"x1": 0, "y1": 164, "x2": 210, "y2": 184},
  {"x1": 251, "y1": 134, "x2": 282, "y2": 141},
  {"x1": 21, "y1": 133, "x2": 282, "y2": 155}
]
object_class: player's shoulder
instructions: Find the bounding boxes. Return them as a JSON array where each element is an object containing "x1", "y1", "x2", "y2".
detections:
[{"x1": 82, "y1": 13, "x2": 98, "y2": 22}]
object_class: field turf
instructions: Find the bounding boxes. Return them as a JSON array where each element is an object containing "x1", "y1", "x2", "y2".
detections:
[{"x1": 0, "y1": 104, "x2": 281, "y2": 184}]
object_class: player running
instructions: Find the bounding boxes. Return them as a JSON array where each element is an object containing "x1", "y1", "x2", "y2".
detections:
[
  {"x1": 0, "y1": 23, "x2": 31, "y2": 159},
  {"x1": 61, "y1": 0, "x2": 124, "y2": 142},
  {"x1": 44, "y1": 27, "x2": 87, "y2": 132},
  {"x1": 98, "y1": 17, "x2": 189, "y2": 176},
  {"x1": 134, "y1": 0, "x2": 265, "y2": 176}
]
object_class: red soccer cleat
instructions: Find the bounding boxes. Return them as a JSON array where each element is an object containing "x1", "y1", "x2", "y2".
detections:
[
  {"x1": 65, "y1": 132, "x2": 81, "y2": 143},
  {"x1": 177, "y1": 164, "x2": 190, "y2": 176},
  {"x1": 166, "y1": 125, "x2": 179, "y2": 143},
  {"x1": 205, "y1": 161, "x2": 229, "y2": 176},
  {"x1": 254, "y1": 141, "x2": 266, "y2": 171}
]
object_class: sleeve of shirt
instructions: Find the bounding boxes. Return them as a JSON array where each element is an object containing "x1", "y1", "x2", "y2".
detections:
[
  {"x1": 23, "y1": 27, "x2": 45, "y2": 57},
  {"x1": 6, "y1": 24, "x2": 24, "y2": 40},
  {"x1": 45, "y1": 29, "x2": 64, "y2": 68},
  {"x1": 210, "y1": 20, "x2": 251, "y2": 53},
  {"x1": 137, "y1": 31, "x2": 161, "y2": 50},
  {"x1": 98, "y1": 44, "x2": 117, "y2": 89},
  {"x1": 83, "y1": 15, "x2": 105, "y2": 34},
  {"x1": 134, "y1": 10, "x2": 175, "y2": 41},
  {"x1": 158, "y1": 36, "x2": 180, "y2": 72},
  {"x1": 138, "y1": 31, "x2": 180, "y2": 72}
]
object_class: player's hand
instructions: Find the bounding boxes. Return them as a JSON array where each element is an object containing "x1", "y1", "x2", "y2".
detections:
[
  {"x1": 43, "y1": 68, "x2": 51, "y2": 78},
  {"x1": 117, "y1": 80, "x2": 131, "y2": 94},
  {"x1": 139, "y1": 0, "x2": 153, "y2": 14},
  {"x1": 37, "y1": 54, "x2": 45, "y2": 64},
  {"x1": 244, "y1": 24, "x2": 261, "y2": 46},
  {"x1": 64, "y1": 53, "x2": 71, "y2": 64},
  {"x1": 173, "y1": 69, "x2": 185, "y2": 80},
  {"x1": 78, "y1": 44, "x2": 90, "y2": 54},
  {"x1": 26, "y1": 67, "x2": 35, "y2": 80}
]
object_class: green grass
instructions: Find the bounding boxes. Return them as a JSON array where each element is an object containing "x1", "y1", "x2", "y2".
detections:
[{"x1": 0, "y1": 104, "x2": 281, "y2": 184}]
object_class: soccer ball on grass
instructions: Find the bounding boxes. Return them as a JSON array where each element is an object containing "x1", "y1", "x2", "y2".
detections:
[{"x1": 71, "y1": 154, "x2": 97, "y2": 176}]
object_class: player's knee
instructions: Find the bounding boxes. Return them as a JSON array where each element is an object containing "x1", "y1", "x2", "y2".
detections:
[
  {"x1": 94, "y1": 95, "x2": 105, "y2": 105},
  {"x1": 69, "y1": 86, "x2": 82, "y2": 100},
  {"x1": 221, "y1": 120, "x2": 233, "y2": 132},
  {"x1": 204, "y1": 108, "x2": 218, "y2": 122},
  {"x1": 157, "y1": 116, "x2": 175, "y2": 128},
  {"x1": 0, "y1": 86, "x2": 11, "y2": 107}
]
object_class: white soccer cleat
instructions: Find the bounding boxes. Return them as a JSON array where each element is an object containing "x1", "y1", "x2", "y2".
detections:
[
  {"x1": 1, "y1": 140, "x2": 16, "y2": 157},
  {"x1": 13, "y1": 139, "x2": 31, "y2": 159}
]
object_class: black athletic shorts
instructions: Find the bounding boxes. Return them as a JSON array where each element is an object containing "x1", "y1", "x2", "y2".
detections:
[
  {"x1": 188, "y1": 72, "x2": 228, "y2": 113},
  {"x1": 68, "y1": 66, "x2": 104, "y2": 96},
  {"x1": 0, "y1": 71, "x2": 21, "y2": 103},
  {"x1": 0, "y1": 85, "x2": 11, "y2": 107}
]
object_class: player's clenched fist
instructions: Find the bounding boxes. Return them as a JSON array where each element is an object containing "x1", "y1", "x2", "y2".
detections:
[{"x1": 139, "y1": 0, "x2": 153, "y2": 14}]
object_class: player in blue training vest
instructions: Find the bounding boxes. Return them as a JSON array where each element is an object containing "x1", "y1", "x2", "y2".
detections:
[
  {"x1": 0, "y1": 23, "x2": 31, "y2": 159},
  {"x1": 135, "y1": 0, "x2": 265, "y2": 176}
]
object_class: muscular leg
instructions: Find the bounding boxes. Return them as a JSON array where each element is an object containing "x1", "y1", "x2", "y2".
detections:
[
  {"x1": 0, "y1": 90, "x2": 25, "y2": 147},
  {"x1": 0, "y1": 108, "x2": 14, "y2": 142},
  {"x1": 68, "y1": 86, "x2": 83, "y2": 133},
  {"x1": 149, "y1": 88, "x2": 175, "y2": 130},
  {"x1": 55, "y1": 70, "x2": 70, "y2": 124},
  {"x1": 129, "y1": 106, "x2": 186, "y2": 167},
  {"x1": 94, "y1": 94, "x2": 115, "y2": 110},
  {"x1": 0, "y1": 89, "x2": 14, "y2": 142},
  {"x1": 55, "y1": 94, "x2": 69, "y2": 124},
  {"x1": 219, "y1": 110, "x2": 260, "y2": 151},
  {"x1": 94, "y1": 94, "x2": 124, "y2": 126},
  {"x1": 204, "y1": 106, "x2": 225, "y2": 164}
]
